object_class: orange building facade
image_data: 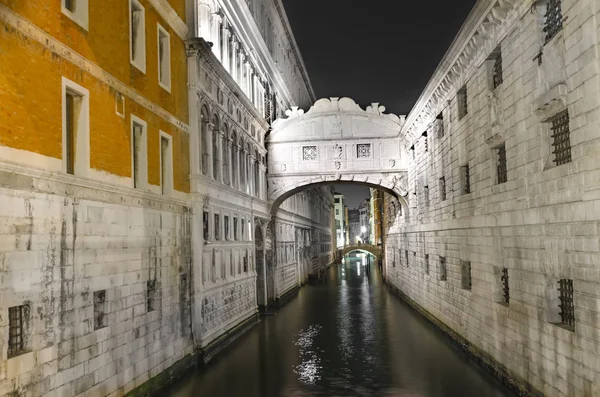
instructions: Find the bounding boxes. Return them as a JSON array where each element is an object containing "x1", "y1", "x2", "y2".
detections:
[{"x1": 0, "y1": 1, "x2": 193, "y2": 396}]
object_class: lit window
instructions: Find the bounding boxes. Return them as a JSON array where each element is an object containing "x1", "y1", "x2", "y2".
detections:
[
  {"x1": 157, "y1": 24, "x2": 171, "y2": 92},
  {"x1": 130, "y1": 0, "x2": 146, "y2": 73}
]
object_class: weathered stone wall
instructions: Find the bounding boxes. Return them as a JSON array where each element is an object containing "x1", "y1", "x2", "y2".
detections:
[
  {"x1": 386, "y1": 1, "x2": 600, "y2": 396},
  {"x1": 0, "y1": 174, "x2": 194, "y2": 397}
]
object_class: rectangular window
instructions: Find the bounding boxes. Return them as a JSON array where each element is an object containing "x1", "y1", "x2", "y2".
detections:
[
  {"x1": 461, "y1": 261, "x2": 472, "y2": 290},
  {"x1": 8, "y1": 305, "x2": 28, "y2": 358},
  {"x1": 544, "y1": 0, "x2": 564, "y2": 45},
  {"x1": 336, "y1": 209, "x2": 340, "y2": 216},
  {"x1": 405, "y1": 250, "x2": 409, "y2": 267},
  {"x1": 62, "y1": 78, "x2": 89, "y2": 177},
  {"x1": 437, "y1": 112, "x2": 444, "y2": 138},
  {"x1": 243, "y1": 253, "x2": 248, "y2": 272},
  {"x1": 439, "y1": 176, "x2": 447, "y2": 201},
  {"x1": 203, "y1": 211, "x2": 209, "y2": 241},
  {"x1": 422, "y1": 132, "x2": 428, "y2": 153},
  {"x1": 302, "y1": 146, "x2": 317, "y2": 161},
  {"x1": 234, "y1": 217, "x2": 239, "y2": 240},
  {"x1": 62, "y1": 0, "x2": 88, "y2": 30},
  {"x1": 214, "y1": 214, "x2": 221, "y2": 241},
  {"x1": 93, "y1": 290, "x2": 107, "y2": 330},
  {"x1": 160, "y1": 133, "x2": 173, "y2": 195},
  {"x1": 157, "y1": 24, "x2": 171, "y2": 92},
  {"x1": 131, "y1": 116, "x2": 147, "y2": 189},
  {"x1": 461, "y1": 164, "x2": 471, "y2": 194},
  {"x1": 248, "y1": 220, "x2": 252, "y2": 241},
  {"x1": 424, "y1": 185, "x2": 429, "y2": 207},
  {"x1": 357, "y1": 143, "x2": 371, "y2": 158},
  {"x1": 130, "y1": 0, "x2": 146, "y2": 73},
  {"x1": 224, "y1": 215, "x2": 230, "y2": 240},
  {"x1": 334, "y1": 198, "x2": 340, "y2": 203},
  {"x1": 458, "y1": 86, "x2": 468, "y2": 120},
  {"x1": 147, "y1": 279, "x2": 157, "y2": 312},
  {"x1": 557, "y1": 278, "x2": 575, "y2": 329},
  {"x1": 440, "y1": 257, "x2": 447, "y2": 281},
  {"x1": 241, "y1": 218, "x2": 245, "y2": 240},
  {"x1": 551, "y1": 110, "x2": 571, "y2": 166},
  {"x1": 496, "y1": 143, "x2": 507, "y2": 184}
]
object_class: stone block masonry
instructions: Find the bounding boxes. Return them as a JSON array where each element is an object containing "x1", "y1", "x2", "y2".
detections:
[
  {"x1": 385, "y1": 1, "x2": 600, "y2": 396},
  {"x1": 0, "y1": 173, "x2": 194, "y2": 397}
]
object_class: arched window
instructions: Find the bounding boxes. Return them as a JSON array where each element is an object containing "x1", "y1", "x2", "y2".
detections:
[
  {"x1": 222, "y1": 124, "x2": 230, "y2": 185},
  {"x1": 231, "y1": 131, "x2": 237, "y2": 188},
  {"x1": 212, "y1": 114, "x2": 220, "y2": 180},
  {"x1": 201, "y1": 106, "x2": 210, "y2": 176}
]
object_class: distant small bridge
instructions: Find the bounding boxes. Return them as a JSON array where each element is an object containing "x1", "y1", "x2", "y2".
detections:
[{"x1": 339, "y1": 244, "x2": 382, "y2": 259}]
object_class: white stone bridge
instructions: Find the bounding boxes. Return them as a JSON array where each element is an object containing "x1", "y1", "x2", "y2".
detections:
[{"x1": 267, "y1": 97, "x2": 409, "y2": 210}]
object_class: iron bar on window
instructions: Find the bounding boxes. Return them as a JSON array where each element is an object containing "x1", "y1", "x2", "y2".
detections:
[
  {"x1": 551, "y1": 110, "x2": 571, "y2": 166},
  {"x1": 544, "y1": 0, "x2": 564, "y2": 44},
  {"x1": 501, "y1": 268, "x2": 510, "y2": 304},
  {"x1": 497, "y1": 144, "x2": 507, "y2": 184},
  {"x1": 558, "y1": 279, "x2": 575, "y2": 329}
]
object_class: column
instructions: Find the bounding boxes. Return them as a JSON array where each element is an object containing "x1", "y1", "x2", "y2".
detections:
[
  {"x1": 259, "y1": 163, "x2": 266, "y2": 200},
  {"x1": 223, "y1": 27, "x2": 231, "y2": 73},
  {"x1": 211, "y1": 13, "x2": 222, "y2": 59},
  {"x1": 198, "y1": 3, "x2": 211, "y2": 38}
]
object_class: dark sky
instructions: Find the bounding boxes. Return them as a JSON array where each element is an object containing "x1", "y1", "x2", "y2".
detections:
[
  {"x1": 331, "y1": 184, "x2": 371, "y2": 209},
  {"x1": 282, "y1": 0, "x2": 478, "y2": 116}
]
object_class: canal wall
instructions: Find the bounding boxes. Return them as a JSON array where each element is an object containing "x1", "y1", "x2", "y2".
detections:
[{"x1": 385, "y1": 1, "x2": 600, "y2": 397}]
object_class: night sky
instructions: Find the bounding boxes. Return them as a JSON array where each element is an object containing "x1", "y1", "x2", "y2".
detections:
[{"x1": 281, "y1": 0, "x2": 478, "y2": 116}]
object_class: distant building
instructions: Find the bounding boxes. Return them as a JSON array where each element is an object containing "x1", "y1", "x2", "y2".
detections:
[
  {"x1": 348, "y1": 209, "x2": 361, "y2": 244},
  {"x1": 359, "y1": 200, "x2": 370, "y2": 243},
  {"x1": 344, "y1": 205, "x2": 350, "y2": 246},
  {"x1": 334, "y1": 193, "x2": 345, "y2": 247},
  {"x1": 370, "y1": 188, "x2": 384, "y2": 246}
]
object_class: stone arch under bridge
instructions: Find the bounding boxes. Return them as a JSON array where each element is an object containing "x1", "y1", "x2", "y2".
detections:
[
  {"x1": 267, "y1": 97, "x2": 409, "y2": 211},
  {"x1": 339, "y1": 244, "x2": 382, "y2": 259}
]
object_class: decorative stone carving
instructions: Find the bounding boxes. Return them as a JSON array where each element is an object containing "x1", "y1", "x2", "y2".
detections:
[{"x1": 485, "y1": 90, "x2": 505, "y2": 146}]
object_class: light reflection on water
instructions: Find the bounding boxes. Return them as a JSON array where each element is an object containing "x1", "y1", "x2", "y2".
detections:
[{"x1": 167, "y1": 255, "x2": 516, "y2": 397}]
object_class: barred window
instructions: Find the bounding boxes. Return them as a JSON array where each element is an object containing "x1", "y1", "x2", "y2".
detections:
[
  {"x1": 544, "y1": 0, "x2": 563, "y2": 45},
  {"x1": 558, "y1": 279, "x2": 575, "y2": 330},
  {"x1": 425, "y1": 254, "x2": 430, "y2": 275},
  {"x1": 501, "y1": 268, "x2": 510, "y2": 304},
  {"x1": 214, "y1": 214, "x2": 221, "y2": 241},
  {"x1": 224, "y1": 215, "x2": 230, "y2": 240},
  {"x1": 423, "y1": 185, "x2": 429, "y2": 207},
  {"x1": 461, "y1": 164, "x2": 471, "y2": 194},
  {"x1": 357, "y1": 143, "x2": 371, "y2": 158},
  {"x1": 147, "y1": 279, "x2": 158, "y2": 312},
  {"x1": 461, "y1": 261, "x2": 472, "y2": 290},
  {"x1": 551, "y1": 110, "x2": 571, "y2": 166},
  {"x1": 234, "y1": 217, "x2": 238, "y2": 240},
  {"x1": 439, "y1": 176, "x2": 447, "y2": 201},
  {"x1": 492, "y1": 50, "x2": 503, "y2": 89},
  {"x1": 437, "y1": 113, "x2": 444, "y2": 138},
  {"x1": 302, "y1": 146, "x2": 317, "y2": 161},
  {"x1": 439, "y1": 257, "x2": 447, "y2": 281},
  {"x1": 203, "y1": 211, "x2": 209, "y2": 241},
  {"x1": 422, "y1": 132, "x2": 428, "y2": 152},
  {"x1": 94, "y1": 291, "x2": 107, "y2": 330},
  {"x1": 8, "y1": 305, "x2": 28, "y2": 358},
  {"x1": 405, "y1": 250, "x2": 409, "y2": 267},
  {"x1": 458, "y1": 86, "x2": 468, "y2": 120},
  {"x1": 496, "y1": 143, "x2": 507, "y2": 184}
]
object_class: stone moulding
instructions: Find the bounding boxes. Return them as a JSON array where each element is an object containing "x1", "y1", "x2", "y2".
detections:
[
  {"x1": 402, "y1": 0, "x2": 527, "y2": 147},
  {"x1": 147, "y1": 0, "x2": 189, "y2": 40},
  {"x1": 0, "y1": 4, "x2": 189, "y2": 133}
]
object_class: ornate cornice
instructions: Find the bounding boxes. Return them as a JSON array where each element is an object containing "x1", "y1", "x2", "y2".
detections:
[
  {"x1": 0, "y1": 4, "x2": 189, "y2": 133},
  {"x1": 147, "y1": 0, "x2": 189, "y2": 40},
  {"x1": 402, "y1": 0, "x2": 531, "y2": 147}
]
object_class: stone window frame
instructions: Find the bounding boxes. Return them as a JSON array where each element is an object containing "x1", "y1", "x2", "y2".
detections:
[
  {"x1": 439, "y1": 257, "x2": 447, "y2": 281},
  {"x1": 129, "y1": 0, "x2": 147, "y2": 74},
  {"x1": 486, "y1": 46, "x2": 503, "y2": 91},
  {"x1": 62, "y1": 0, "x2": 89, "y2": 30},
  {"x1": 146, "y1": 279, "x2": 159, "y2": 312},
  {"x1": 356, "y1": 143, "x2": 372, "y2": 159},
  {"x1": 495, "y1": 142, "x2": 508, "y2": 185},
  {"x1": 302, "y1": 145, "x2": 318, "y2": 161},
  {"x1": 159, "y1": 131, "x2": 174, "y2": 196},
  {"x1": 116, "y1": 92, "x2": 126, "y2": 118},
  {"x1": 7, "y1": 304, "x2": 31, "y2": 359},
  {"x1": 439, "y1": 176, "x2": 447, "y2": 201},
  {"x1": 545, "y1": 277, "x2": 575, "y2": 332},
  {"x1": 157, "y1": 23, "x2": 172, "y2": 93},
  {"x1": 423, "y1": 185, "x2": 429, "y2": 207},
  {"x1": 461, "y1": 261, "x2": 472, "y2": 290},
  {"x1": 542, "y1": 108, "x2": 572, "y2": 171},
  {"x1": 62, "y1": 77, "x2": 90, "y2": 177},
  {"x1": 224, "y1": 215, "x2": 230, "y2": 241},
  {"x1": 93, "y1": 290, "x2": 107, "y2": 330},
  {"x1": 460, "y1": 163, "x2": 471, "y2": 195},
  {"x1": 457, "y1": 85, "x2": 468, "y2": 120},
  {"x1": 131, "y1": 115, "x2": 148, "y2": 190}
]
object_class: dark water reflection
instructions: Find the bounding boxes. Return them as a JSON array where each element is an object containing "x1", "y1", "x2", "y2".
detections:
[{"x1": 168, "y1": 256, "x2": 515, "y2": 397}]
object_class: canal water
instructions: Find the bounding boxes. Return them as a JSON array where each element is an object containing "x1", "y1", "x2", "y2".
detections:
[{"x1": 168, "y1": 255, "x2": 516, "y2": 397}]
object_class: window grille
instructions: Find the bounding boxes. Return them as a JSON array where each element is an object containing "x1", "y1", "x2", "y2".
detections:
[
  {"x1": 551, "y1": 110, "x2": 571, "y2": 166},
  {"x1": 558, "y1": 278, "x2": 575, "y2": 329},
  {"x1": 493, "y1": 53, "x2": 503, "y2": 89},
  {"x1": 422, "y1": 132, "x2": 428, "y2": 152},
  {"x1": 437, "y1": 113, "x2": 444, "y2": 138},
  {"x1": 497, "y1": 144, "x2": 507, "y2": 184},
  {"x1": 410, "y1": 145, "x2": 415, "y2": 160},
  {"x1": 501, "y1": 268, "x2": 510, "y2": 304},
  {"x1": 203, "y1": 211, "x2": 209, "y2": 240},
  {"x1": 147, "y1": 280, "x2": 157, "y2": 312},
  {"x1": 461, "y1": 164, "x2": 471, "y2": 194},
  {"x1": 544, "y1": 0, "x2": 563, "y2": 45},
  {"x1": 425, "y1": 254, "x2": 430, "y2": 275},
  {"x1": 458, "y1": 86, "x2": 468, "y2": 120},
  {"x1": 439, "y1": 177, "x2": 447, "y2": 201},
  {"x1": 302, "y1": 146, "x2": 317, "y2": 161},
  {"x1": 8, "y1": 305, "x2": 26, "y2": 358},
  {"x1": 440, "y1": 257, "x2": 447, "y2": 281},
  {"x1": 93, "y1": 290, "x2": 106, "y2": 330},
  {"x1": 461, "y1": 261, "x2": 472, "y2": 290},
  {"x1": 357, "y1": 144, "x2": 371, "y2": 158}
]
